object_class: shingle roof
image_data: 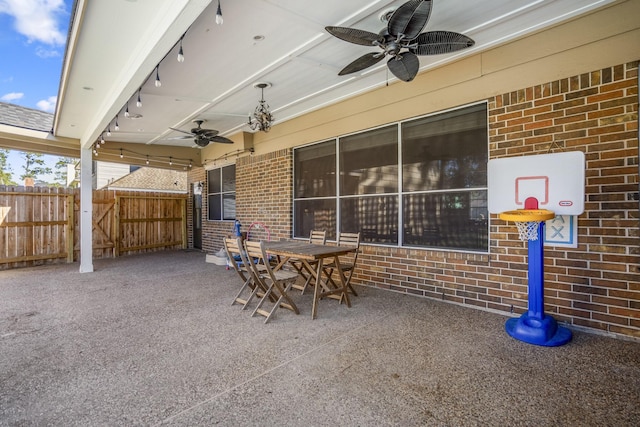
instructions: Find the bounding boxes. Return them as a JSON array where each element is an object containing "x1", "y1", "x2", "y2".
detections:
[
  {"x1": 0, "y1": 102, "x2": 53, "y2": 132},
  {"x1": 107, "y1": 167, "x2": 188, "y2": 192}
]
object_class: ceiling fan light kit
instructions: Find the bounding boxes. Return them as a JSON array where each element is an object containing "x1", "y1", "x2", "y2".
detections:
[{"x1": 326, "y1": 0, "x2": 475, "y2": 82}]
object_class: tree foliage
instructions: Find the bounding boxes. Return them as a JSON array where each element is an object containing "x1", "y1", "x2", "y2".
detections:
[
  {"x1": 0, "y1": 149, "x2": 17, "y2": 185},
  {"x1": 54, "y1": 157, "x2": 79, "y2": 187},
  {"x1": 20, "y1": 152, "x2": 53, "y2": 181}
]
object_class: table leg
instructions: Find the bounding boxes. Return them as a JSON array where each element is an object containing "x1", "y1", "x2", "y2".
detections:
[
  {"x1": 333, "y1": 255, "x2": 351, "y2": 308},
  {"x1": 311, "y1": 258, "x2": 324, "y2": 320}
]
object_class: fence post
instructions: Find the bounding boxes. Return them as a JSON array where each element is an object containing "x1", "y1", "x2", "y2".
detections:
[
  {"x1": 114, "y1": 195, "x2": 121, "y2": 257},
  {"x1": 66, "y1": 194, "x2": 74, "y2": 262}
]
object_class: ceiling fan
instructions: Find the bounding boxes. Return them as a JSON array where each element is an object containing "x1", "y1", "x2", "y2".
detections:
[
  {"x1": 325, "y1": 0, "x2": 475, "y2": 82},
  {"x1": 169, "y1": 119, "x2": 233, "y2": 147}
]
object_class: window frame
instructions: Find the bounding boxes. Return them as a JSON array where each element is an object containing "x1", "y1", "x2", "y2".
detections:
[
  {"x1": 207, "y1": 163, "x2": 236, "y2": 222},
  {"x1": 293, "y1": 102, "x2": 489, "y2": 252}
]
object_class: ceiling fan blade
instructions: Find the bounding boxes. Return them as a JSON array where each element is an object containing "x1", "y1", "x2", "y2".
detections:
[
  {"x1": 388, "y1": 0, "x2": 432, "y2": 41},
  {"x1": 169, "y1": 127, "x2": 194, "y2": 136},
  {"x1": 410, "y1": 31, "x2": 475, "y2": 55},
  {"x1": 209, "y1": 135, "x2": 234, "y2": 144},
  {"x1": 325, "y1": 26, "x2": 382, "y2": 46},
  {"x1": 387, "y1": 52, "x2": 420, "y2": 82},
  {"x1": 167, "y1": 135, "x2": 193, "y2": 140},
  {"x1": 338, "y1": 52, "x2": 386, "y2": 75}
]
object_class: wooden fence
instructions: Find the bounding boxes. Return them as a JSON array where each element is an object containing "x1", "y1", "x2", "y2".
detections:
[{"x1": 0, "y1": 186, "x2": 187, "y2": 270}]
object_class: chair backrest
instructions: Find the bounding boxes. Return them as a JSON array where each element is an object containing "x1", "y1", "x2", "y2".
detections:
[
  {"x1": 243, "y1": 240, "x2": 275, "y2": 284},
  {"x1": 224, "y1": 237, "x2": 249, "y2": 277},
  {"x1": 309, "y1": 230, "x2": 326, "y2": 245},
  {"x1": 338, "y1": 232, "x2": 360, "y2": 248},
  {"x1": 337, "y1": 232, "x2": 361, "y2": 266}
]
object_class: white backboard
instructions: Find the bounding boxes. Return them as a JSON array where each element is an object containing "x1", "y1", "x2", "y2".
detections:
[{"x1": 488, "y1": 151, "x2": 585, "y2": 215}]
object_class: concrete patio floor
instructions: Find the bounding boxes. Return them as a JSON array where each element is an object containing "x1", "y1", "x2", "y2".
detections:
[{"x1": 1, "y1": 250, "x2": 639, "y2": 426}]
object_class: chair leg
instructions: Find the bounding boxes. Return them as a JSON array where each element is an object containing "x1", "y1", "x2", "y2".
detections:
[{"x1": 252, "y1": 285, "x2": 274, "y2": 319}]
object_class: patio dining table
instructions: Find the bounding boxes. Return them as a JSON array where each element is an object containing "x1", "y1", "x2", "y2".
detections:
[{"x1": 264, "y1": 240, "x2": 357, "y2": 319}]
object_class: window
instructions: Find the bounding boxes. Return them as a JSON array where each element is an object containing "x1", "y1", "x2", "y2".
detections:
[
  {"x1": 293, "y1": 103, "x2": 488, "y2": 251},
  {"x1": 207, "y1": 164, "x2": 236, "y2": 221},
  {"x1": 402, "y1": 104, "x2": 488, "y2": 250},
  {"x1": 294, "y1": 142, "x2": 336, "y2": 239}
]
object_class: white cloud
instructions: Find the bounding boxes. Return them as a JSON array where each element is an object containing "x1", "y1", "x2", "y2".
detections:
[
  {"x1": 36, "y1": 95, "x2": 56, "y2": 112},
  {"x1": 0, "y1": 0, "x2": 67, "y2": 46},
  {"x1": 1, "y1": 92, "x2": 24, "y2": 101},
  {"x1": 35, "y1": 46, "x2": 60, "y2": 58}
]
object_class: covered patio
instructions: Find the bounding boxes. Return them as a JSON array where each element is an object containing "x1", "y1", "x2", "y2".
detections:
[{"x1": 1, "y1": 251, "x2": 638, "y2": 425}]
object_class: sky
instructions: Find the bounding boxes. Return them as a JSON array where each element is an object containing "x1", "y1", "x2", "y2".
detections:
[{"x1": 0, "y1": 0, "x2": 73, "y2": 183}]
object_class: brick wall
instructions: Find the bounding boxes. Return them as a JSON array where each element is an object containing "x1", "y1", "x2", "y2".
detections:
[
  {"x1": 190, "y1": 61, "x2": 639, "y2": 339},
  {"x1": 189, "y1": 149, "x2": 294, "y2": 253},
  {"x1": 487, "y1": 61, "x2": 639, "y2": 337},
  {"x1": 236, "y1": 149, "x2": 293, "y2": 242}
]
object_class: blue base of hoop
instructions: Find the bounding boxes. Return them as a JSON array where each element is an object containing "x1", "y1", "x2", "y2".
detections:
[
  {"x1": 505, "y1": 313, "x2": 572, "y2": 347},
  {"x1": 504, "y1": 220, "x2": 572, "y2": 347}
]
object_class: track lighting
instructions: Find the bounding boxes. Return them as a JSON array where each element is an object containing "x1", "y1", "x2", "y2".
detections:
[
  {"x1": 155, "y1": 65, "x2": 161, "y2": 87},
  {"x1": 177, "y1": 36, "x2": 185, "y2": 62},
  {"x1": 216, "y1": 0, "x2": 223, "y2": 24},
  {"x1": 136, "y1": 88, "x2": 142, "y2": 107}
]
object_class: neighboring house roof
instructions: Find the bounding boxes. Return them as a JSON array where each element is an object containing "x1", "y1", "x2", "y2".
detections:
[
  {"x1": 0, "y1": 102, "x2": 53, "y2": 132},
  {"x1": 106, "y1": 167, "x2": 187, "y2": 193}
]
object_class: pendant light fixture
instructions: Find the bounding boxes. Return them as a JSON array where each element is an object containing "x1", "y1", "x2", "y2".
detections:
[
  {"x1": 124, "y1": 103, "x2": 130, "y2": 118},
  {"x1": 136, "y1": 88, "x2": 142, "y2": 107},
  {"x1": 248, "y1": 82, "x2": 274, "y2": 132},
  {"x1": 114, "y1": 115, "x2": 119, "y2": 131},
  {"x1": 177, "y1": 35, "x2": 185, "y2": 62},
  {"x1": 216, "y1": 0, "x2": 223, "y2": 24},
  {"x1": 155, "y1": 65, "x2": 161, "y2": 87}
]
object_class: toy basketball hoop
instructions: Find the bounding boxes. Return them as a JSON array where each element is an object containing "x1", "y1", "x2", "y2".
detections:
[
  {"x1": 499, "y1": 208, "x2": 555, "y2": 241},
  {"x1": 487, "y1": 152, "x2": 585, "y2": 347}
]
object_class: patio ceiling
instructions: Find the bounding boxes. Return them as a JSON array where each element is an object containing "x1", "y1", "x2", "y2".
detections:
[{"x1": 22, "y1": 0, "x2": 621, "y2": 166}]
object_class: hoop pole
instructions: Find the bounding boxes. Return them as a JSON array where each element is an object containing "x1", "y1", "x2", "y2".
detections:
[
  {"x1": 527, "y1": 222, "x2": 544, "y2": 320},
  {"x1": 505, "y1": 220, "x2": 572, "y2": 346}
]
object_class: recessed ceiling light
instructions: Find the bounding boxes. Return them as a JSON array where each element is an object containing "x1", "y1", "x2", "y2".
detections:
[
  {"x1": 82, "y1": 86, "x2": 93, "y2": 91},
  {"x1": 127, "y1": 113, "x2": 143, "y2": 119},
  {"x1": 253, "y1": 35, "x2": 265, "y2": 41}
]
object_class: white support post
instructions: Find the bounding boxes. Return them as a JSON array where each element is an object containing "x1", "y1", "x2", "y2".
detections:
[{"x1": 79, "y1": 145, "x2": 94, "y2": 273}]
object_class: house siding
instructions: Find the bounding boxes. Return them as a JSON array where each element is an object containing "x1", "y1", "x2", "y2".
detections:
[{"x1": 190, "y1": 60, "x2": 639, "y2": 339}]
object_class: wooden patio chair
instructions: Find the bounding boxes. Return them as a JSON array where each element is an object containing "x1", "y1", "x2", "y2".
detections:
[
  {"x1": 224, "y1": 237, "x2": 266, "y2": 309},
  {"x1": 290, "y1": 230, "x2": 326, "y2": 294},
  {"x1": 244, "y1": 240, "x2": 300, "y2": 323},
  {"x1": 322, "y1": 232, "x2": 361, "y2": 298}
]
